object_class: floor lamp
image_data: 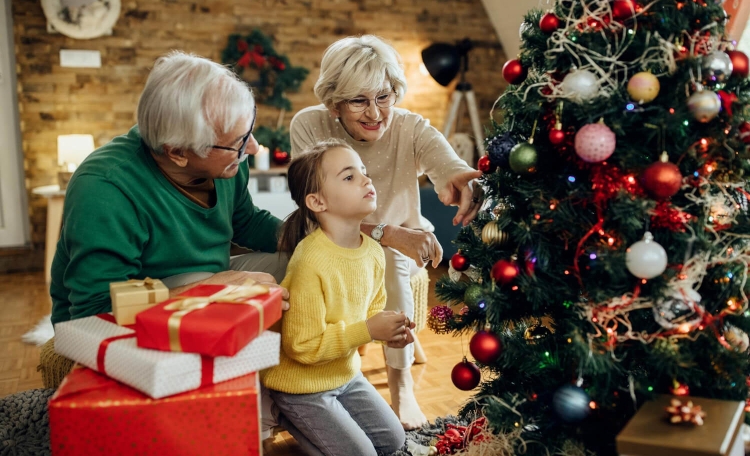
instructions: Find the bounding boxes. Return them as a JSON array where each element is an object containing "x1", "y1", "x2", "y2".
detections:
[{"x1": 421, "y1": 38, "x2": 485, "y2": 157}]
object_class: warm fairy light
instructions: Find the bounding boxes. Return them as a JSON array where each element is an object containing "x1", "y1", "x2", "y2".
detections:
[
  {"x1": 564, "y1": 270, "x2": 570, "y2": 275},
  {"x1": 512, "y1": 286, "x2": 519, "y2": 291},
  {"x1": 669, "y1": 108, "x2": 675, "y2": 114},
  {"x1": 641, "y1": 279, "x2": 647, "y2": 284},
  {"x1": 589, "y1": 401, "x2": 597, "y2": 409},
  {"x1": 534, "y1": 214, "x2": 541, "y2": 220},
  {"x1": 705, "y1": 164, "x2": 714, "y2": 173},
  {"x1": 598, "y1": 229, "x2": 605, "y2": 235},
  {"x1": 678, "y1": 323, "x2": 692, "y2": 333},
  {"x1": 699, "y1": 325, "x2": 704, "y2": 330},
  {"x1": 606, "y1": 327, "x2": 614, "y2": 335},
  {"x1": 514, "y1": 422, "x2": 520, "y2": 427},
  {"x1": 567, "y1": 338, "x2": 572, "y2": 343},
  {"x1": 607, "y1": 237, "x2": 615, "y2": 246},
  {"x1": 728, "y1": 299, "x2": 738, "y2": 311},
  {"x1": 550, "y1": 203, "x2": 556, "y2": 210},
  {"x1": 700, "y1": 138, "x2": 708, "y2": 147},
  {"x1": 626, "y1": 176, "x2": 636, "y2": 184},
  {"x1": 592, "y1": 317, "x2": 598, "y2": 322},
  {"x1": 725, "y1": 128, "x2": 731, "y2": 134}
]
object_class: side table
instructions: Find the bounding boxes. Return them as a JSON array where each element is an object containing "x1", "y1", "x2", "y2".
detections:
[{"x1": 32, "y1": 184, "x2": 65, "y2": 283}]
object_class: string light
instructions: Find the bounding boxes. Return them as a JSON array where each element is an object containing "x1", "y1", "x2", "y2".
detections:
[
  {"x1": 647, "y1": 386, "x2": 654, "y2": 392},
  {"x1": 669, "y1": 108, "x2": 675, "y2": 114},
  {"x1": 568, "y1": 176, "x2": 576, "y2": 183},
  {"x1": 590, "y1": 253, "x2": 597, "y2": 260},
  {"x1": 626, "y1": 103, "x2": 635, "y2": 110},
  {"x1": 550, "y1": 202, "x2": 557, "y2": 210},
  {"x1": 589, "y1": 401, "x2": 597, "y2": 409},
  {"x1": 682, "y1": 120, "x2": 689, "y2": 126},
  {"x1": 607, "y1": 237, "x2": 615, "y2": 246}
]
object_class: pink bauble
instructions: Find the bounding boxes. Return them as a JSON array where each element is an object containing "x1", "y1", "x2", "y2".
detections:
[{"x1": 574, "y1": 123, "x2": 616, "y2": 163}]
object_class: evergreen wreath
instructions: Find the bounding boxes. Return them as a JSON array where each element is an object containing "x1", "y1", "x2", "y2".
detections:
[{"x1": 221, "y1": 29, "x2": 309, "y2": 111}]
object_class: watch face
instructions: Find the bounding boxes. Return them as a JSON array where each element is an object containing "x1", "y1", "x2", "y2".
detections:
[{"x1": 372, "y1": 227, "x2": 383, "y2": 240}]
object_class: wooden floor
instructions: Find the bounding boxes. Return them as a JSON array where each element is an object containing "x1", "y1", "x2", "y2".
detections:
[{"x1": 0, "y1": 266, "x2": 474, "y2": 455}]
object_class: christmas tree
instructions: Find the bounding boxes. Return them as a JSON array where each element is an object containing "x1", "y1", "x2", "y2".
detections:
[{"x1": 433, "y1": 1, "x2": 750, "y2": 454}]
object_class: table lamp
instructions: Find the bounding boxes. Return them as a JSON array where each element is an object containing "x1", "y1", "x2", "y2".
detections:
[{"x1": 57, "y1": 134, "x2": 95, "y2": 189}]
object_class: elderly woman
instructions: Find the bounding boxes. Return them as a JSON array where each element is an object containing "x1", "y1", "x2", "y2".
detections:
[
  {"x1": 290, "y1": 35, "x2": 483, "y2": 429},
  {"x1": 50, "y1": 51, "x2": 288, "y2": 325}
]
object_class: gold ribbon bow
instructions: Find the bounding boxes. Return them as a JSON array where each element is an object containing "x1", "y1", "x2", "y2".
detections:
[
  {"x1": 163, "y1": 279, "x2": 270, "y2": 352},
  {"x1": 127, "y1": 277, "x2": 157, "y2": 303}
]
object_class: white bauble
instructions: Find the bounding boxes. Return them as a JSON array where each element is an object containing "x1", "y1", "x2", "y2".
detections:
[
  {"x1": 626, "y1": 232, "x2": 668, "y2": 279},
  {"x1": 687, "y1": 90, "x2": 721, "y2": 123},
  {"x1": 561, "y1": 69, "x2": 600, "y2": 103}
]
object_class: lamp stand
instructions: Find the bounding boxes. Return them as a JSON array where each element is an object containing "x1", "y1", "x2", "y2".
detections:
[{"x1": 442, "y1": 81, "x2": 485, "y2": 158}]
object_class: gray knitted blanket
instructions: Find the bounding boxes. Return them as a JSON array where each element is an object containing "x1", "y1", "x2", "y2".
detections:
[{"x1": 0, "y1": 388, "x2": 463, "y2": 456}]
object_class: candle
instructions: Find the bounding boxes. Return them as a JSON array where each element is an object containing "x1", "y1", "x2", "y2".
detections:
[{"x1": 255, "y1": 145, "x2": 270, "y2": 171}]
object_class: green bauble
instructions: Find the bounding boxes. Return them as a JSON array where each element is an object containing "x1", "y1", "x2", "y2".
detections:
[
  {"x1": 463, "y1": 284, "x2": 484, "y2": 306},
  {"x1": 509, "y1": 142, "x2": 538, "y2": 174}
]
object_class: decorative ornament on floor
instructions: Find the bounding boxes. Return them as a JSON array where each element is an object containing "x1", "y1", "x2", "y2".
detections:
[
  {"x1": 502, "y1": 59, "x2": 527, "y2": 85},
  {"x1": 222, "y1": 30, "x2": 309, "y2": 111},
  {"x1": 701, "y1": 51, "x2": 733, "y2": 87},
  {"x1": 470, "y1": 330, "x2": 503, "y2": 364},
  {"x1": 626, "y1": 231, "x2": 668, "y2": 279},
  {"x1": 539, "y1": 12, "x2": 561, "y2": 34},
  {"x1": 687, "y1": 89, "x2": 721, "y2": 123},
  {"x1": 428, "y1": 306, "x2": 454, "y2": 334},
  {"x1": 524, "y1": 323, "x2": 551, "y2": 344},
  {"x1": 561, "y1": 69, "x2": 600, "y2": 103},
  {"x1": 452, "y1": 358, "x2": 481, "y2": 390},
  {"x1": 627, "y1": 71, "x2": 660, "y2": 104},
  {"x1": 486, "y1": 132, "x2": 515, "y2": 168},
  {"x1": 574, "y1": 121, "x2": 616, "y2": 163},
  {"x1": 669, "y1": 380, "x2": 690, "y2": 396},
  {"x1": 641, "y1": 152, "x2": 682, "y2": 199},
  {"x1": 481, "y1": 220, "x2": 510, "y2": 246},
  {"x1": 491, "y1": 259, "x2": 519, "y2": 285},
  {"x1": 726, "y1": 50, "x2": 749, "y2": 79},
  {"x1": 553, "y1": 384, "x2": 591, "y2": 423},
  {"x1": 451, "y1": 252, "x2": 470, "y2": 271},
  {"x1": 666, "y1": 398, "x2": 705, "y2": 425}
]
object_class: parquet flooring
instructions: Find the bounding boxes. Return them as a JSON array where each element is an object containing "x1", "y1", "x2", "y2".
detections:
[{"x1": 0, "y1": 266, "x2": 474, "y2": 455}]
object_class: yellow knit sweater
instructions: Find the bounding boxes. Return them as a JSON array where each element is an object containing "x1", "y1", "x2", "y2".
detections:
[{"x1": 261, "y1": 228, "x2": 386, "y2": 394}]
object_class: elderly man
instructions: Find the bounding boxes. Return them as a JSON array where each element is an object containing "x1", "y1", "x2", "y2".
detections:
[{"x1": 50, "y1": 51, "x2": 288, "y2": 325}]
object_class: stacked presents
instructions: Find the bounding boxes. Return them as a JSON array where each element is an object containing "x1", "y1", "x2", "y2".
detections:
[{"x1": 48, "y1": 278, "x2": 283, "y2": 456}]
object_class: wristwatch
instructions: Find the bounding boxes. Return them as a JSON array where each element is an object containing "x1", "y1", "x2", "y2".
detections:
[{"x1": 371, "y1": 223, "x2": 387, "y2": 244}]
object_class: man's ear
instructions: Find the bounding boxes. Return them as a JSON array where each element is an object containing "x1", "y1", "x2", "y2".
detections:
[
  {"x1": 163, "y1": 145, "x2": 189, "y2": 168},
  {"x1": 305, "y1": 192, "x2": 327, "y2": 213}
]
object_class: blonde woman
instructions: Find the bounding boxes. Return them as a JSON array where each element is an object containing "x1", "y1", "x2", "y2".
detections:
[{"x1": 290, "y1": 35, "x2": 484, "y2": 429}]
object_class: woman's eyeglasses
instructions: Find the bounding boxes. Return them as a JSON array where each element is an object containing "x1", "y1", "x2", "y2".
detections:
[
  {"x1": 211, "y1": 104, "x2": 257, "y2": 159},
  {"x1": 345, "y1": 91, "x2": 396, "y2": 113}
]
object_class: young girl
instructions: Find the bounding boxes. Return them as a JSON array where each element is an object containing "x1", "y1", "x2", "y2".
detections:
[{"x1": 261, "y1": 139, "x2": 413, "y2": 456}]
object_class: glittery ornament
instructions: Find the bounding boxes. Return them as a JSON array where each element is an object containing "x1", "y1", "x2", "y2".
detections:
[
  {"x1": 701, "y1": 51, "x2": 733, "y2": 86},
  {"x1": 469, "y1": 331, "x2": 503, "y2": 364},
  {"x1": 491, "y1": 259, "x2": 519, "y2": 285},
  {"x1": 650, "y1": 202, "x2": 691, "y2": 232},
  {"x1": 687, "y1": 90, "x2": 721, "y2": 123},
  {"x1": 590, "y1": 163, "x2": 643, "y2": 204},
  {"x1": 561, "y1": 69, "x2": 600, "y2": 103},
  {"x1": 553, "y1": 385, "x2": 591, "y2": 423},
  {"x1": 641, "y1": 152, "x2": 682, "y2": 199},
  {"x1": 548, "y1": 127, "x2": 566, "y2": 145},
  {"x1": 463, "y1": 284, "x2": 484, "y2": 306},
  {"x1": 502, "y1": 59, "x2": 527, "y2": 85},
  {"x1": 509, "y1": 142, "x2": 538, "y2": 174},
  {"x1": 727, "y1": 50, "x2": 749, "y2": 78},
  {"x1": 428, "y1": 305, "x2": 454, "y2": 334},
  {"x1": 626, "y1": 231, "x2": 668, "y2": 279},
  {"x1": 481, "y1": 220, "x2": 510, "y2": 246},
  {"x1": 524, "y1": 324, "x2": 551, "y2": 343},
  {"x1": 574, "y1": 122, "x2": 616, "y2": 163},
  {"x1": 451, "y1": 358, "x2": 481, "y2": 390},
  {"x1": 627, "y1": 72, "x2": 660, "y2": 103},
  {"x1": 450, "y1": 252, "x2": 469, "y2": 271},
  {"x1": 486, "y1": 132, "x2": 515, "y2": 168},
  {"x1": 539, "y1": 12, "x2": 560, "y2": 33}
]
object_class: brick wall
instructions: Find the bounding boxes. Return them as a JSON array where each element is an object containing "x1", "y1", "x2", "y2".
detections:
[{"x1": 12, "y1": 0, "x2": 506, "y2": 250}]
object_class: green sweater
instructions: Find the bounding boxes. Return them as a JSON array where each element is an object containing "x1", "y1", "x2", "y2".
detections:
[{"x1": 50, "y1": 126, "x2": 282, "y2": 325}]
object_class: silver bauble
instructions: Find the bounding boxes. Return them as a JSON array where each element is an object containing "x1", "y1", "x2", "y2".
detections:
[
  {"x1": 724, "y1": 324, "x2": 750, "y2": 352},
  {"x1": 653, "y1": 286, "x2": 702, "y2": 330},
  {"x1": 687, "y1": 90, "x2": 721, "y2": 123},
  {"x1": 701, "y1": 51, "x2": 733, "y2": 86},
  {"x1": 561, "y1": 69, "x2": 600, "y2": 103}
]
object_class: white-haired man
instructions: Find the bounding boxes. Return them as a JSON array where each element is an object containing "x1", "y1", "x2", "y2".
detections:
[{"x1": 51, "y1": 51, "x2": 288, "y2": 325}]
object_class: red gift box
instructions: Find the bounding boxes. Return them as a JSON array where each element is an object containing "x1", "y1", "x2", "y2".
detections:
[
  {"x1": 49, "y1": 366, "x2": 261, "y2": 456},
  {"x1": 135, "y1": 282, "x2": 283, "y2": 357}
]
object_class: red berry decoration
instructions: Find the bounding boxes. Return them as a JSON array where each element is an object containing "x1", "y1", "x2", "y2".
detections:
[
  {"x1": 450, "y1": 252, "x2": 470, "y2": 271},
  {"x1": 548, "y1": 127, "x2": 566, "y2": 146},
  {"x1": 612, "y1": 0, "x2": 636, "y2": 21},
  {"x1": 641, "y1": 152, "x2": 682, "y2": 200},
  {"x1": 502, "y1": 59, "x2": 527, "y2": 85},
  {"x1": 272, "y1": 148, "x2": 290, "y2": 165},
  {"x1": 739, "y1": 122, "x2": 750, "y2": 144},
  {"x1": 477, "y1": 155, "x2": 496, "y2": 173},
  {"x1": 469, "y1": 330, "x2": 503, "y2": 364},
  {"x1": 669, "y1": 380, "x2": 690, "y2": 397},
  {"x1": 539, "y1": 12, "x2": 560, "y2": 34},
  {"x1": 491, "y1": 259, "x2": 519, "y2": 285},
  {"x1": 727, "y1": 50, "x2": 750, "y2": 79},
  {"x1": 451, "y1": 358, "x2": 481, "y2": 391}
]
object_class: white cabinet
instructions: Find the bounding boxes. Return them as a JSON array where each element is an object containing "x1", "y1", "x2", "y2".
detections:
[{"x1": 248, "y1": 167, "x2": 296, "y2": 220}]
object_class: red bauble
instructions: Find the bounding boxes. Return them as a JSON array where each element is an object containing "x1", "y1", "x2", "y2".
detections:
[
  {"x1": 548, "y1": 128, "x2": 566, "y2": 145},
  {"x1": 469, "y1": 331, "x2": 503, "y2": 364},
  {"x1": 502, "y1": 59, "x2": 527, "y2": 85},
  {"x1": 477, "y1": 155, "x2": 496, "y2": 173},
  {"x1": 450, "y1": 252, "x2": 470, "y2": 271},
  {"x1": 491, "y1": 259, "x2": 519, "y2": 285},
  {"x1": 727, "y1": 50, "x2": 750, "y2": 79},
  {"x1": 272, "y1": 148, "x2": 290, "y2": 165},
  {"x1": 612, "y1": 0, "x2": 636, "y2": 21},
  {"x1": 739, "y1": 122, "x2": 750, "y2": 144},
  {"x1": 451, "y1": 359, "x2": 481, "y2": 391},
  {"x1": 641, "y1": 157, "x2": 682, "y2": 200},
  {"x1": 539, "y1": 13, "x2": 560, "y2": 34}
]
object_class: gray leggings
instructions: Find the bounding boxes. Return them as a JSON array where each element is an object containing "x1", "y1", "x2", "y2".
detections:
[{"x1": 269, "y1": 373, "x2": 405, "y2": 456}]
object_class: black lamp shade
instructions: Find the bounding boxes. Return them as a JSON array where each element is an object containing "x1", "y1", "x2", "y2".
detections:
[{"x1": 421, "y1": 43, "x2": 461, "y2": 87}]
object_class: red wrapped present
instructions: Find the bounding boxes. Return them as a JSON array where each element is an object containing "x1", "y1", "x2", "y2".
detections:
[
  {"x1": 49, "y1": 366, "x2": 261, "y2": 456},
  {"x1": 135, "y1": 280, "x2": 283, "y2": 357}
]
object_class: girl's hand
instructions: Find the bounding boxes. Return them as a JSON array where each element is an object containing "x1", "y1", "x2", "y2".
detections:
[
  {"x1": 386, "y1": 326, "x2": 415, "y2": 349},
  {"x1": 366, "y1": 311, "x2": 409, "y2": 342},
  {"x1": 382, "y1": 226, "x2": 443, "y2": 269}
]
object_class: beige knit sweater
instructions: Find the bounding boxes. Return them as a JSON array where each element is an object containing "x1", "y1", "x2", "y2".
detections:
[{"x1": 290, "y1": 104, "x2": 473, "y2": 231}]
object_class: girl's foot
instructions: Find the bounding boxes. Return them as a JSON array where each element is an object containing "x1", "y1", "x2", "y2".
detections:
[{"x1": 387, "y1": 365, "x2": 428, "y2": 430}]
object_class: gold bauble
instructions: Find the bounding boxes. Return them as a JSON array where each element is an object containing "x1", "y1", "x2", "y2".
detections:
[
  {"x1": 524, "y1": 324, "x2": 551, "y2": 344},
  {"x1": 627, "y1": 71, "x2": 660, "y2": 104},
  {"x1": 428, "y1": 446, "x2": 438, "y2": 456},
  {"x1": 481, "y1": 220, "x2": 509, "y2": 246}
]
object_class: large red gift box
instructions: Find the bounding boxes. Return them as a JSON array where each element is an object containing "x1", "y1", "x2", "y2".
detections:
[
  {"x1": 136, "y1": 282, "x2": 283, "y2": 357},
  {"x1": 49, "y1": 366, "x2": 261, "y2": 456}
]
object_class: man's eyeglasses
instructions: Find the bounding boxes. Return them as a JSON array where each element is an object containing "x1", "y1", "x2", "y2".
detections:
[
  {"x1": 345, "y1": 91, "x2": 396, "y2": 113},
  {"x1": 211, "y1": 104, "x2": 257, "y2": 160}
]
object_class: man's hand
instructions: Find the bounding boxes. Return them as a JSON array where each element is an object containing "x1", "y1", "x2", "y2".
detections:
[
  {"x1": 436, "y1": 170, "x2": 484, "y2": 227},
  {"x1": 381, "y1": 226, "x2": 443, "y2": 268},
  {"x1": 169, "y1": 270, "x2": 291, "y2": 310}
]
